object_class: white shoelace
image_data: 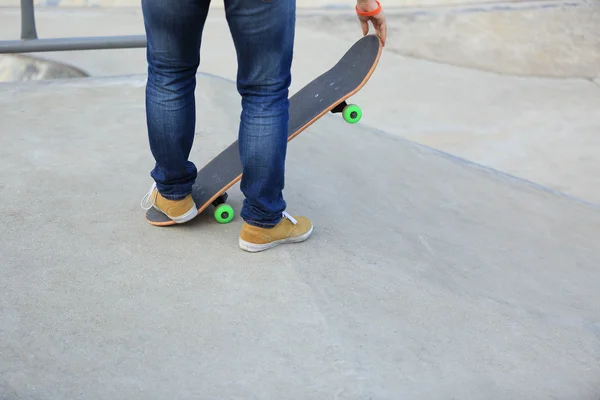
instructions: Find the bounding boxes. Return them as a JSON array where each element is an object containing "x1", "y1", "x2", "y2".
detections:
[
  {"x1": 140, "y1": 182, "x2": 157, "y2": 210},
  {"x1": 282, "y1": 211, "x2": 297, "y2": 225}
]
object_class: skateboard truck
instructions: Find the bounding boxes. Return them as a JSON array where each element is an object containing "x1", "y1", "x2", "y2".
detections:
[{"x1": 331, "y1": 100, "x2": 363, "y2": 124}]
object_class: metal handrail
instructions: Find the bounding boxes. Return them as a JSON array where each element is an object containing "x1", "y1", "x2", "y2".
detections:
[
  {"x1": 20, "y1": 0, "x2": 37, "y2": 40},
  {"x1": 0, "y1": 36, "x2": 146, "y2": 53},
  {"x1": 0, "y1": 0, "x2": 146, "y2": 54}
]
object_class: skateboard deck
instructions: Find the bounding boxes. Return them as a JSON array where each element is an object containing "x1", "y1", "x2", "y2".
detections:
[{"x1": 146, "y1": 34, "x2": 383, "y2": 226}]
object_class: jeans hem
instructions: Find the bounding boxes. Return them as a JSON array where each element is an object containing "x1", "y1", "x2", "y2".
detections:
[
  {"x1": 243, "y1": 217, "x2": 282, "y2": 229},
  {"x1": 159, "y1": 191, "x2": 190, "y2": 201}
]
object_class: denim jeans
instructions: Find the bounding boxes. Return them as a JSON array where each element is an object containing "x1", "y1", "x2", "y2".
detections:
[{"x1": 142, "y1": 0, "x2": 296, "y2": 228}]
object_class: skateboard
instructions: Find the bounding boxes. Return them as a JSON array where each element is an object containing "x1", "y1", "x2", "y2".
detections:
[{"x1": 146, "y1": 34, "x2": 383, "y2": 226}]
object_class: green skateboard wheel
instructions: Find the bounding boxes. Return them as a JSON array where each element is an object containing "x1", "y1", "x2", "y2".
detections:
[
  {"x1": 342, "y1": 104, "x2": 362, "y2": 124},
  {"x1": 214, "y1": 203, "x2": 234, "y2": 224}
]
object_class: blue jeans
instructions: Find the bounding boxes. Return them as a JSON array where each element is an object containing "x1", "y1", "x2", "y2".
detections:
[{"x1": 142, "y1": 0, "x2": 296, "y2": 228}]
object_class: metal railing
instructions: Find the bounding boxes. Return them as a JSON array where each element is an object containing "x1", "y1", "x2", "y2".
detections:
[{"x1": 0, "y1": 0, "x2": 146, "y2": 54}]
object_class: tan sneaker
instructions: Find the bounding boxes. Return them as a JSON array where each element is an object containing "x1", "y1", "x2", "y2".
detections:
[
  {"x1": 141, "y1": 183, "x2": 197, "y2": 224},
  {"x1": 239, "y1": 211, "x2": 313, "y2": 252}
]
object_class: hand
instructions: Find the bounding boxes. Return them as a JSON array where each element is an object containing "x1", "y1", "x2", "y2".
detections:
[{"x1": 356, "y1": 0, "x2": 387, "y2": 46}]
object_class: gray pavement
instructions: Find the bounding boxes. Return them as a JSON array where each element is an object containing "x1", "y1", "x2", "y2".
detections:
[{"x1": 1, "y1": 74, "x2": 600, "y2": 399}]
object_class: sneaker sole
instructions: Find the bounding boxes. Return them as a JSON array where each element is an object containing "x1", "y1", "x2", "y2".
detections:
[
  {"x1": 238, "y1": 225, "x2": 314, "y2": 253},
  {"x1": 153, "y1": 203, "x2": 198, "y2": 224}
]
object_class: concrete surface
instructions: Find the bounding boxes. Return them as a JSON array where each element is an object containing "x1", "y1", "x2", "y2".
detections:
[
  {"x1": 1, "y1": 73, "x2": 600, "y2": 400},
  {"x1": 315, "y1": 0, "x2": 600, "y2": 78},
  {"x1": 1, "y1": 4, "x2": 600, "y2": 205},
  {"x1": 0, "y1": 53, "x2": 88, "y2": 81}
]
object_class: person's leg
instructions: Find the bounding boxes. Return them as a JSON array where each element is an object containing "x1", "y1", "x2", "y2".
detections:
[
  {"x1": 141, "y1": 0, "x2": 211, "y2": 223},
  {"x1": 224, "y1": 0, "x2": 313, "y2": 252},
  {"x1": 140, "y1": 0, "x2": 209, "y2": 219},
  {"x1": 224, "y1": 0, "x2": 295, "y2": 228}
]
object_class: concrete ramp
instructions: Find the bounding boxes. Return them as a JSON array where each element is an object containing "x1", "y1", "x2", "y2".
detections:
[
  {"x1": 0, "y1": 54, "x2": 88, "y2": 82},
  {"x1": 1, "y1": 74, "x2": 599, "y2": 399}
]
